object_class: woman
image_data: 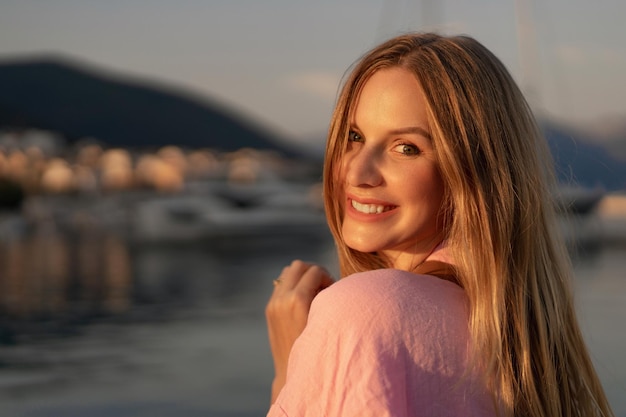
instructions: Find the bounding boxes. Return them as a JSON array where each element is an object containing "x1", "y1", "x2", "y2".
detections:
[{"x1": 266, "y1": 33, "x2": 614, "y2": 417}]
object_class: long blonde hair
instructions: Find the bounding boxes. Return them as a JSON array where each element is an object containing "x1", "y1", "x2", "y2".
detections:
[{"x1": 323, "y1": 33, "x2": 613, "y2": 417}]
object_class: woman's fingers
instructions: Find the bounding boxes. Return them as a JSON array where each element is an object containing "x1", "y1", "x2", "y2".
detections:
[
  {"x1": 272, "y1": 260, "x2": 312, "y2": 291},
  {"x1": 273, "y1": 260, "x2": 334, "y2": 294},
  {"x1": 266, "y1": 260, "x2": 335, "y2": 401},
  {"x1": 296, "y1": 263, "x2": 334, "y2": 297},
  {"x1": 269, "y1": 260, "x2": 334, "y2": 318}
]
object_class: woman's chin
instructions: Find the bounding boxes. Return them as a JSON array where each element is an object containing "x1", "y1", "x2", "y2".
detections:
[{"x1": 343, "y1": 236, "x2": 380, "y2": 254}]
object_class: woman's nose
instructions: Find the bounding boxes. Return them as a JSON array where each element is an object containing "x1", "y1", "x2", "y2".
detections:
[{"x1": 345, "y1": 148, "x2": 383, "y2": 187}]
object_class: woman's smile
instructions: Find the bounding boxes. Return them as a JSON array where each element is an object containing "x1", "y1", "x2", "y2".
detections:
[{"x1": 348, "y1": 196, "x2": 397, "y2": 215}]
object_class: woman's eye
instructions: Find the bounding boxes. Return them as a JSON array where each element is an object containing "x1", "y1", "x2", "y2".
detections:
[
  {"x1": 348, "y1": 131, "x2": 362, "y2": 142},
  {"x1": 394, "y1": 143, "x2": 421, "y2": 156}
]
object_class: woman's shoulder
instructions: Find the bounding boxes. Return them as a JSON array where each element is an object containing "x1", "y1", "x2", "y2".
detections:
[
  {"x1": 324, "y1": 268, "x2": 465, "y2": 304},
  {"x1": 311, "y1": 268, "x2": 468, "y2": 326},
  {"x1": 301, "y1": 268, "x2": 473, "y2": 387}
]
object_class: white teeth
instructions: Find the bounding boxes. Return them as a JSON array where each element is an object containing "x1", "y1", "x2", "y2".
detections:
[{"x1": 351, "y1": 200, "x2": 389, "y2": 214}]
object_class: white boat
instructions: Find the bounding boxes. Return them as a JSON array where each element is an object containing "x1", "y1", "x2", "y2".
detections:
[
  {"x1": 555, "y1": 185, "x2": 605, "y2": 215},
  {"x1": 131, "y1": 181, "x2": 328, "y2": 243}
]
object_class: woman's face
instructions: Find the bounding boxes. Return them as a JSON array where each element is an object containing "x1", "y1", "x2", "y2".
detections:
[{"x1": 340, "y1": 67, "x2": 446, "y2": 270}]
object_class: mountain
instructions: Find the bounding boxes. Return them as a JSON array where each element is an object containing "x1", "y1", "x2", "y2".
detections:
[
  {"x1": 542, "y1": 120, "x2": 626, "y2": 191},
  {"x1": 581, "y1": 115, "x2": 626, "y2": 161},
  {"x1": 0, "y1": 55, "x2": 303, "y2": 157},
  {"x1": 0, "y1": 55, "x2": 623, "y2": 189}
]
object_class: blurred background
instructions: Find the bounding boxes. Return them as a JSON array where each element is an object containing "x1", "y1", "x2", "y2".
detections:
[{"x1": 0, "y1": 1, "x2": 624, "y2": 416}]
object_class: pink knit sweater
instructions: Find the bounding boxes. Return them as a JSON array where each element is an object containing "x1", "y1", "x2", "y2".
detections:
[{"x1": 268, "y1": 267, "x2": 497, "y2": 416}]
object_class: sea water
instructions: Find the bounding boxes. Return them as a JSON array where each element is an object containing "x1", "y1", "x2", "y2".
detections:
[{"x1": 0, "y1": 233, "x2": 624, "y2": 417}]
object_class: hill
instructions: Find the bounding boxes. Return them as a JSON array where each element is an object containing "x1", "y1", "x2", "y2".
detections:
[
  {"x1": 542, "y1": 120, "x2": 626, "y2": 191},
  {"x1": 0, "y1": 55, "x2": 302, "y2": 156},
  {"x1": 0, "y1": 55, "x2": 624, "y2": 189}
]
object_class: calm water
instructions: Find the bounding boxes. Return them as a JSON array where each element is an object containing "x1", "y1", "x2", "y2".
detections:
[{"x1": 0, "y1": 230, "x2": 624, "y2": 417}]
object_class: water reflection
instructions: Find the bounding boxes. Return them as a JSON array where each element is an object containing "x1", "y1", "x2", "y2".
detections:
[
  {"x1": 0, "y1": 223, "x2": 332, "y2": 339},
  {"x1": 0, "y1": 223, "x2": 337, "y2": 417},
  {"x1": 0, "y1": 225, "x2": 624, "y2": 416},
  {"x1": 0, "y1": 230, "x2": 132, "y2": 331}
]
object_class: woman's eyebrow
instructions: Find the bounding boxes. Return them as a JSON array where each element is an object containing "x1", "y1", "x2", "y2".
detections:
[
  {"x1": 349, "y1": 124, "x2": 432, "y2": 140},
  {"x1": 387, "y1": 126, "x2": 432, "y2": 140}
]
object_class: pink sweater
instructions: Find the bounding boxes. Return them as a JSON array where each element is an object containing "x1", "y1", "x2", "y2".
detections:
[{"x1": 268, "y1": 268, "x2": 497, "y2": 417}]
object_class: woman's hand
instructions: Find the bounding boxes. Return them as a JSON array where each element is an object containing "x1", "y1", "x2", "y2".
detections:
[{"x1": 266, "y1": 260, "x2": 335, "y2": 402}]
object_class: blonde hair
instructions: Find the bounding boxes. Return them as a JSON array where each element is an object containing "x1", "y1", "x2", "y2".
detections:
[{"x1": 323, "y1": 33, "x2": 613, "y2": 417}]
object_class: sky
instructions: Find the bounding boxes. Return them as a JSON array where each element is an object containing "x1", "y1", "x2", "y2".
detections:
[{"x1": 0, "y1": 0, "x2": 625, "y2": 147}]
